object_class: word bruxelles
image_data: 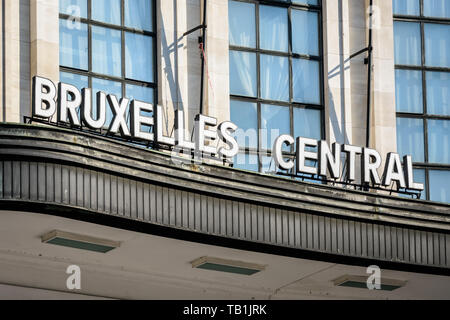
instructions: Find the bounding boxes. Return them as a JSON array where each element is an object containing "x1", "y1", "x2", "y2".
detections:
[{"x1": 32, "y1": 76, "x2": 424, "y2": 191}]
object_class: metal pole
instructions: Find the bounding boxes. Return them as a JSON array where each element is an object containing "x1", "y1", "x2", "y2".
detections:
[
  {"x1": 366, "y1": 0, "x2": 373, "y2": 148},
  {"x1": 199, "y1": 0, "x2": 207, "y2": 115}
]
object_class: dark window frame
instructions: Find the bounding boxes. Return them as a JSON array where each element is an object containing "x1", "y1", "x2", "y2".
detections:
[
  {"x1": 229, "y1": 0, "x2": 325, "y2": 175},
  {"x1": 393, "y1": 0, "x2": 450, "y2": 201},
  {"x1": 59, "y1": 0, "x2": 158, "y2": 108}
]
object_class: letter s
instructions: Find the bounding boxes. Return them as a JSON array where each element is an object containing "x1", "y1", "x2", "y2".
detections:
[{"x1": 217, "y1": 121, "x2": 239, "y2": 159}]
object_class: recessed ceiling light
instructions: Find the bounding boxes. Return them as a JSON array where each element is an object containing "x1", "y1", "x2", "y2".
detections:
[
  {"x1": 191, "y1": 256, "x2": 265, "y2": 276},
  {"x1": 333, "y1": 275, "x2": 406, "y2": 291},
  {"x1": 41, "y1": 230, "x2": 120, "y2": 253}
]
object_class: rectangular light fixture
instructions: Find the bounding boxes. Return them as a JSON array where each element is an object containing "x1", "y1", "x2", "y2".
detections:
[
  {"x1": 191, "y1": 256, "x2": 265, "y2": 276},
  {"x1": 41, "y1": 230, "x2": 120, "y2": 253},
  {"x1": 333, "y1": 275, "x2": 406, "y2": 291}
]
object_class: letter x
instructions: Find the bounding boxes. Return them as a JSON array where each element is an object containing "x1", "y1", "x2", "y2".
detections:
[{"x1": 107, "y1": 94, "x2": 131, "y2": 136}]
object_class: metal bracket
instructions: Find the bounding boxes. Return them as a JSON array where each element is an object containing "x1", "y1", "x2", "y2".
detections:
[
  {"x1": 182, "y1": 24, "x2": 207, "y2": 38},
  {"x1": 349, "y1": 46, "x2": 372, "y2": 61}
]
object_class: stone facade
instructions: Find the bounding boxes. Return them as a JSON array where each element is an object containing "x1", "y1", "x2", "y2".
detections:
[{"x1": 1, "y1": 0, "x2": 397, "y2": 165}]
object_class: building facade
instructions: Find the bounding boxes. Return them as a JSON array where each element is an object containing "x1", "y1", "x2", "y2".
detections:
[{"x1": 0, "y1": 0, "x2": 449, "y2": 299}]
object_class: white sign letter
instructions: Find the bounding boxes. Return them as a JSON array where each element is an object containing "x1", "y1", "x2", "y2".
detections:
[
  {"x1": 296, "y1": 137, "x2": 318, "y2": 175},
  {"x1": 319, "y1": 141, "x2": 341, "y2": 179},
  {"x1": 195, "y1": 114, "x2": 218, "y2": 155},
  {"x1": 273, "y1": 135, "x2": 295, "y2": 171},
  {"x1": 130, "y1": 100, "x2": 154, "y2": 141},
  {"x1": 343, "y1": 144, "x2": 362, "y2": 182},
  {"x1": 156, "y1": 105, "x2": 175, "y2": 145},
  {"x1": 217, "y1": 121, "x2": 239, "y2": 159},
  {"x1": 58, "y1": 82, "x2": 82, "y2": 126},
  {"x1": 382, "y1": 152, "x2": 406, "y2": 188},
  {"x1": 362, "y1": 148, "x2": 382, "y2": 185},
  {"x1": 32, "y1": 76, "x2": 57, "y2": 119},
  {"x1": 108, "y1": 94, "x2": 131, "y2": 136},
  {"x1": 403, "y1": 155, "x2": 424, "y2": 191}
]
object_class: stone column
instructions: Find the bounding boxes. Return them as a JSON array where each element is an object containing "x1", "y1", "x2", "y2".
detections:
[
  {"x1": 203, "y1": 0, "x2": 230, "y2": 125},
  {"x1": 158, "y1": 0, "x2": 204, "y2": 140},
  {"x1": 323, "y1": 0, "x2": 355, "y2": 147},
  {"x1": 30, "y1": 0, "x2": 59, "y2": 117},
  {"x1": 366, "y1": 0, "x2": 397, "y2": 159},
  {"x1": 1, "y1": 0, "x2": 31, "y2": 123}
]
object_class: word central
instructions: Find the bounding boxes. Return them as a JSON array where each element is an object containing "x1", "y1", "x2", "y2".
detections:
[{"x1": 272, "y1": 134, "x2": 424, "y2": 190}]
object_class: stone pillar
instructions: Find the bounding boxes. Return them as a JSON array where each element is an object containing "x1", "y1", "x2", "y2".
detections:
[
  {"x1": 203, "y1": 0, "x2": 230, "y2": 125},
  {"x1": 158, "y1": 0, "x2": 204, "y2": 140},
  {"x1": 366, "y1": 0, "x2": 397, "y2": 159},
  {"x1": 323, "y1": 0, "x2": 396, "y2": 184},
  {"x1": 1, "y1": 0, "x2": 31, "y2": 123},
  {"x1": 30, "y1": 0, "x2": 59, "y2": 117},
  {"x1": 323, "y1": 0, "x2": 368, "y2": 182},
  {"x1": 323, "y1": 0, "x2": 355, "y2": 147}
]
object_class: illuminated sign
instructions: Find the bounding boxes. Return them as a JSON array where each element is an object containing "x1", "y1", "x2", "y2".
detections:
[{"x1": 32, "y1": 76, "x2": 424, "y2": 192}]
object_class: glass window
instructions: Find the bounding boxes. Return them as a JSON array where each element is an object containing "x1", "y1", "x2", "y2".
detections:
[
  {"x1": 92, "y1": 26, "x2": 122, "y2": 77},
  {"x1": 424, "y1": 23, "x2": 450, "y2": 68},
  {"x1": 394, "y1": 21, "x2": 421, "y2": 66},
  {"x1": 395, "y1": 69, "x2": 423, "y2": 113},
  {"x1": 293, "y1": 108, "x2": 321, "y2": 140},
  {"x1": 126, "y1": 84, "x2": 153, "y2": 131},
  {"x1": 233, "y1": 153, "x2": 259, "y2": 172},
  {"x1": 59, "y1": 0, "x2": 87, "y2": 18},
  {"x1": 428, "y1": 120, "x2": 450, "y2": 164},
  {"x1": 392, "y1": 0, "x2": 420, "y2": 16},
  {"x1": 229, "y1": 51, "x2": 257, "y2": 97},
  {"x1": 261, "y1": 104, "x2": 290, "y2": 151},
  {"x1": 259, "y1": 5, "x2": 288, "y2": 52},
  {"x1": 228, "y1": 1, "x2": 256, "y2": 48},
  {"x1": 292, "y1": 0, "x2": 318, "y2": 5},
  {"x1": 59, "y1": 0, "x2": 157, "y2": 139},
  {"x1": 429, "y1": 170, "x2": 450, "y2": 202},
  {"x1": 413, "y1": 169, "x2": 427, "y2": 199},
  {"x1": 125, "y1": 0, "x2": 153, "y2": 31},
  {"x1": 92, "y1": 0, "x2": 121, "y2": 25},
  {"x1": 426, "y1": 72, "x2": 449, "y2": 116},
  {"x1": 229, "y1": 1, "x2": 322, "y2": 175},
  {"x1": 394, "y1": 1, "x2": 450, "y2": 204},
  {"x1": 59, "y1": 19, "x2": 88, "y2": 70},
  {"x1": 293, "y1": 59, "x2": 320, "y2": 104},
  {"x1": 260, "y1": 55, "x2": 289, "y2": 102},
  {"x1": 396, "y1": 118, "x2": 425, "y2": 162},
  {"x1": 60, "y1": 72, "x2": 88, "y2": 92},
  {"x1": 126, "y1": 84, "x2": 154, "y2": 104},
  {"x1": 291, "y1": 10, "x2": 319, "y2": 56},
  {"x1": 261, "y1": 155, "x2": 288, "y2": 174},
  {"x1": 424, "y1": 0, "x2": 450, "y2": 18},
  {"x1": 230, "y1": 100, "x2": 258, "y2": 149},
  {"x1": 125, "y1": 32, "x2": 154, "y2": 82}
]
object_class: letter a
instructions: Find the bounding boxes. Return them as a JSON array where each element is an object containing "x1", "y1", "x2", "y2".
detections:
[{"x1": 66, "y1": 265, "x2": 81, "y2": 290}]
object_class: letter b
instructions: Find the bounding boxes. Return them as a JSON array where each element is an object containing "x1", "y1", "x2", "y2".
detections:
[{"x1": 32, "y1": 76, "x2": 57, "y2": 118}]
